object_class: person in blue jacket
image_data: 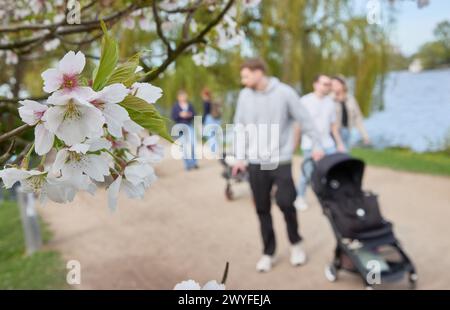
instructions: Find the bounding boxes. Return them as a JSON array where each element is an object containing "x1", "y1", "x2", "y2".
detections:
[{"x1": 171, "y1": 89, "x2": 198, "y2": 170}]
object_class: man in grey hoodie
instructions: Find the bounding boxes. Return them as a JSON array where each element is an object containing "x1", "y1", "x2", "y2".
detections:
[{"x1": 231, "y1": 58, "x2": 323, "y2": 272}]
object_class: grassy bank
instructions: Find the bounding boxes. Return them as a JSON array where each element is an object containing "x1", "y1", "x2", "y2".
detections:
[
  {"x1": 351, "y1": 147, "x2": 450, "y2": 177},
  {"x1": 0, "y1": 200, "x2": 67, "y2": 289}
]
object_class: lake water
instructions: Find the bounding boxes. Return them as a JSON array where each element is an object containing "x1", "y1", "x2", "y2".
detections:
[{"x1": 363, "y1": 69, "x2": 450, "y2": 152}]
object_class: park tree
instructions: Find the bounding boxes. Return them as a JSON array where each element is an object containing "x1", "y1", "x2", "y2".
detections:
[{"x1": 416, "y1": 20, "x2": 450, "y2": 69}]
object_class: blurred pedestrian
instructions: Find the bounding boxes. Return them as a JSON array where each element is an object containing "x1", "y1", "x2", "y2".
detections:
[
  {"x1": 294, "y1": 74, "x2": 346, "y2": 211},
  {"x1": 331, "y1": 75, "x2": 371, "y2": 150},
  {"x1": 171, "y1": 90, "x2": 198, "y2": 170}
]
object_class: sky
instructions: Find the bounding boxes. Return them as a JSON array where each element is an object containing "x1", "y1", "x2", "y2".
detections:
[{"x1": 386, "y1": 0, "x2": 450, "y2": 56}]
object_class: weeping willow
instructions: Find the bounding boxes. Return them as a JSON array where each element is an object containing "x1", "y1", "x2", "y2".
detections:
[{"x1": 157, "y1": 0, "x2": 390, "y2": 118}]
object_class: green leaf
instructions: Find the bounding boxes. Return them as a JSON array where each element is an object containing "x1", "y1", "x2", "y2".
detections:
[
  {"x1": 106, "y1": 53, "x2": 141, "y2": 88},
  {"x1": 119, "y1": 95, "x2": 173, "y2": 143},
  {"x1": 92, "y1": 21, "x2": 119, "y2": 91}
]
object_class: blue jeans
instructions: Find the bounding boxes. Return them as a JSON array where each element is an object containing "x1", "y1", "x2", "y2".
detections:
[
  {"x1": 296, "y1": 147, "x2": 336, "y2": 198},
  {"x1": 181, "y1": 124, "x2": 198, "y2": 170},
  {"x1": 203, "y1": 115, "x2": 221, "y2": 154},
  {"x1": 340, "y1": 127, "x2": 351, "y2": 152}
]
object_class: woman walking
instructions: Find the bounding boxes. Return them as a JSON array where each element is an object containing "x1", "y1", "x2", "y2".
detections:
[{"x1": 331, "y1": 76, "x2": 371, "y2": 150}]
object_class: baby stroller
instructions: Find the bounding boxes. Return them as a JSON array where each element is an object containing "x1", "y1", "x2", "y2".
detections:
[
  {"x1": 308, "y1": 153, "x2": 417, "y2": 289},
  {"x1": 220, "y1": 153, "x2": 248, "y2": 201}
]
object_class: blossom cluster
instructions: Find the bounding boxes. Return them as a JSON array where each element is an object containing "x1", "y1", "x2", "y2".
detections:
[{"x1": 0, "y1": 50, "x2": 165, "y2": 210}]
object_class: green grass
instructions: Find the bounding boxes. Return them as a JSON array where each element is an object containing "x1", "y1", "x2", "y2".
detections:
[
  {"x1": 0, "y1": 200, "x2": 67, "y2": 289},
  {"x1": 351, "y1": 147, "x2": 450, "y2": 177}
]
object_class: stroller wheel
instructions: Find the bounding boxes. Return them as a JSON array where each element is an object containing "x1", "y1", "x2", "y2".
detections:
[
  {"x1": 324, "y1": 264, "x2": 338, "y2": 282},
  {"x1": 408, "y1": 273, "x2": 418, "y2": 289},
  {"x1": 225, "y1": 185, "x2": 234, "y2": 201}
]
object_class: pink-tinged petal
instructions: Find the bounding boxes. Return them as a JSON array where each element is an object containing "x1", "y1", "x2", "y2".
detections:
[
  {"x1": 34, "y1": 123, "x2": 54, "y2": 155},
  {"x1": 107, "y1": 175, "x2": 122, "y2": 211},
  {"x1": 58, "y1": 51, "x2": 85, "y2": 75},
  {"x1": 18, "y1": 100, "x2": 48, "y2": 125},
  {"x1": 131, "y1": 82, "x2": 163, "y2": 104},
  {"x1": 41, "y1": 68, "x2": 63, "y2": 93},
  {"x1": 94, "y1": 83, "x2": 128, "y2": 104}
]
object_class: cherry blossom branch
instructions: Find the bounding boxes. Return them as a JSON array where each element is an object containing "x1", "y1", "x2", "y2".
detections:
[
  {"x1": 0, "y1": 4, "x2": 138, "y2": 50},
  {"x1": 159, "y1": 0, "x2": 213, "y2": 13},
  {"x1": 0, "y1": 140, "x2": 16, "y2": 164},
  {"x1": 0, "y1": 0, "x2": 98, "y2": 33},
  {"x1": 0, "y1": 124, "x2": 31, "y2": 144},
  {"x1": 144, "y1": 0, "x2": 235, "y2": 82},
  {"x1": 0, "y1": 95, "x2": 48, "y2": 104}
]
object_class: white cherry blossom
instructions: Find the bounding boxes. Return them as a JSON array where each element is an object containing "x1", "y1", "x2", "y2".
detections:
[
  {"x1": 130, "y1": 82, "x2": 163, "y2": 104},
  {"x1": 107, "y1": 159, "x2": 156, "y2": 210},
  {"x1": 52, "y1": 138, "x2": 112, "y2": 190},
  {"x1": 89, "y1": 83, "x2": 130, "y2": 138},
  {"x1": 18, "y1": 100, "x2": 54, "y2": 155},
  {"x1": 138, "y1": 135, "x2": 164, "y2": 164},
  {"x1": 41, "y1": 51, "x2": 94, "y2": 98},
  {"x1": 42, "y1": 94, "x2": 105, "y2": 146}
]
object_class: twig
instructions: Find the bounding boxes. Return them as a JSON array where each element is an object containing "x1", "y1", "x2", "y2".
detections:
[
  {"x1": 152, "y1": 0, "x2": 173, "y2": 55},
  {"x1": 0, "y1": 140, "x2": 16, "y2": 165},
  {"x1": 221, "y1": 262, "x2": 229, "y2": 284},
  {"x1": 10, "y1": 143, "x2": 33, "y2": 166},
  {"x1": 0, "y1": 124, "x2": 31, "y2": 144},
  {"x1": 0, "y1": 95, "x2": 48, "y2": 104}
]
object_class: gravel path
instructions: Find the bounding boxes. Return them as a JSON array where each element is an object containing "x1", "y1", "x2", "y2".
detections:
[{"x1": 40, "y1": 154, "x2": 450, "y2": 289}]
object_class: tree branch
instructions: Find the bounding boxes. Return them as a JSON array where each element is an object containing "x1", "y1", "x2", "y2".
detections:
[
  {"x1": 144, "y1": 0, "x2": 235, "y2": 82},
  {"x1": 0, "y1": 4, "x2": 138, "y2": 50},
  {"x1": 0, "y1": 95, "x2": 48, "y2": 104},
  {"x1": 152, "y1": 0, "x2": 173, "y2": 55},
  {"x1": 0, "y1": 124, "x2": 31, "y2": 144},
  {"x1": 0, "y1": 0, "x2": 98, "y2": 33}
]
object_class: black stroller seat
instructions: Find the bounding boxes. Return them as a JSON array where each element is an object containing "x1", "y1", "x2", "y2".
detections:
[{"x1": 309, "y1": 153, "x2": 417, "y2": 289}]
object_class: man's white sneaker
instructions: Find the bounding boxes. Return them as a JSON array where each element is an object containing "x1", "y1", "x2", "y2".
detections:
[
  {"x1": 294, "y1": 196, "x2": 309, "y2": 211},
  {"x1": 290, "y1": 242, "x2": 307, "y2": 266},
  {"x1": 256, "y1": 255, "x2": 274, "y2": 272}
]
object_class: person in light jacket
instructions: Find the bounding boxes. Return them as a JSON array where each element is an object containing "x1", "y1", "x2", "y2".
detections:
[{"x1": 331, "y1": 76, "x2": 371, "y2": 150}]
